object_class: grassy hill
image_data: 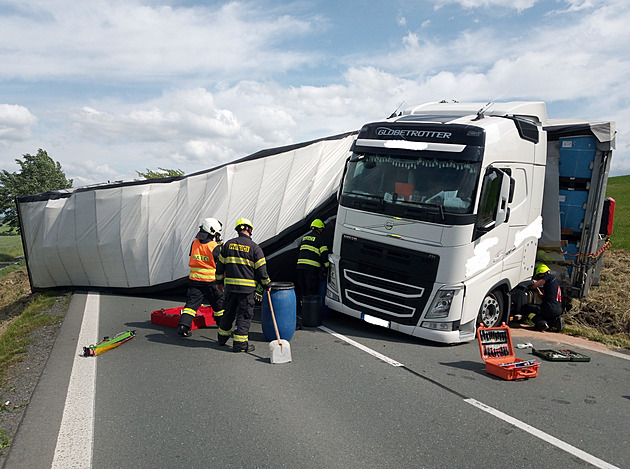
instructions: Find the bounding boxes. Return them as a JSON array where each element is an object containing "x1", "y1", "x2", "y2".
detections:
[{"x1": 606, "y1": 174, "x2": 630, "y2": 249}]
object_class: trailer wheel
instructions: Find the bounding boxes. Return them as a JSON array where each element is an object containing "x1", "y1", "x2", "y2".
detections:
[{"x1": 477, "y1": 290, "x2": 504, "y2": 328}]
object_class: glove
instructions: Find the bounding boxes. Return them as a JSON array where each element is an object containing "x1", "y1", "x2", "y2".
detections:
[{"x1": 254, "y1": 283, "x2": 264, "y2": 302}]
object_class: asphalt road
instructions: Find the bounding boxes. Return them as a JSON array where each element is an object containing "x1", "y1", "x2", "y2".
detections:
[{"x1": 3, "y1": 291, "x2": 629, "y2": 469}]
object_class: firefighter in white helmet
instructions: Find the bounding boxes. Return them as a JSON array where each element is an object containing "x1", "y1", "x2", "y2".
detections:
[{"x1": 177, "y1": 217, "x2": 225, "y2": 337}]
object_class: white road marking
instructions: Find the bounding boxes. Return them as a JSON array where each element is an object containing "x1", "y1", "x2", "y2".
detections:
[
  {"x1": 319, "y1": 325, "x2": 621, "y2": 469},
  {"x1": 318, "y1": 325, "x2": 404, "y2": 366},
  {"x1": 52, "y1": 292, "x2": 99, "y2": 469},
  {"x1": 464, "y1": 398, "x2": 620, "y2": 469}
]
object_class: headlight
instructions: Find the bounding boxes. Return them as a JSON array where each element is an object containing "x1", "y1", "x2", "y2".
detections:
[
  {"x1": 425, "y1": 289, "x2": 455, "y2": 319},
  {"x1": 328, "y1": 261, "x2": 338, "y2": 292}
]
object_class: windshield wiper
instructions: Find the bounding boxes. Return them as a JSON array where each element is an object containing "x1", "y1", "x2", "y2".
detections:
[{"x1": 344, "y1": 191, "x2": 385, "y2": 202}]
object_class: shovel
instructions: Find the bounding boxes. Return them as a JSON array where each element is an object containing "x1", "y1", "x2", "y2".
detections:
[{"x1": 267, "y1": 289, "x2": 292, "y2": 364}]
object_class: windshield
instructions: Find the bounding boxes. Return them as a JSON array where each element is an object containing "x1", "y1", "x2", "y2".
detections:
[{"x1": 341, "y1": 152, "x2": 481, "y2": 220}]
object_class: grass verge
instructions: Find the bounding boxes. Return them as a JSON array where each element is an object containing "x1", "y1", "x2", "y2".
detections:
[{"x1": 0, "y1": 290, "x2": 69, "y2": 385}]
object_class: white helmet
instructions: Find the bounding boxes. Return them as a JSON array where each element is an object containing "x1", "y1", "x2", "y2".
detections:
[{"x1": 201, "y1": 217, "x2": 223, "y2": 235}]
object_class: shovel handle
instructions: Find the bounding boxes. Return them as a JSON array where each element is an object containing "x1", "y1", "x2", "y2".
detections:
[{"x1": 266, "y1": 289, "x2": 282, "y2": 342}]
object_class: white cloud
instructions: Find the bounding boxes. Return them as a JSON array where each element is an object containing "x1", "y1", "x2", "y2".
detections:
[
  {"x1": 0, "y1": 104, "x2": 38, "y2": 141},
  {"x1": 433, "y1": 0, "x2": 537, "y2": 11},
  {"x1": 0, "y1": 1, "x2": 323, "y2": 81}
]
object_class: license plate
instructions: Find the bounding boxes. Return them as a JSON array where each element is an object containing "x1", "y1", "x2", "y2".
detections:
[{"x1": 362, "y1": 314, "x2": 390, "y2": 328}]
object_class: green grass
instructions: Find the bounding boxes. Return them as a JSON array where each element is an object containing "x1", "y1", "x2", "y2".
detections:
[
  {"x1": 0, "y1": 291, "x2": 68, "y2": 385},
  {"x1": 0, "y1": 226, "x2": 23, "y2": 262},
  {"x1": 606, "y1": 175, "x2": 630, "y2": 250}
]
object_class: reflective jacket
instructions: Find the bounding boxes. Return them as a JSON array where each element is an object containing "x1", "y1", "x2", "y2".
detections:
[
  {"x1": 296, "y1": 229, "x2": 329, "y2": 270},
  {"x1": 216, "y1": 233, "x2": 271, "y2": 293},
  {"x1": 188, "y1": 238, "x2": 220, "y2": 282}
]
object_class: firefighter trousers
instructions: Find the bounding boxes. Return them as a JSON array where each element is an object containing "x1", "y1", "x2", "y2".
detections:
[
  {"x1": 179, "y1": 280, "x2": 225, "y2": 328},
  {"x1": 217, "y1": 291, "x2": 255, "y2": 350}
]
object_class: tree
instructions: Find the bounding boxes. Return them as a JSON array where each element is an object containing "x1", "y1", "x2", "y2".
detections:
[
  {"x1": 0, "y1": 149, "x2": 73, "y2": 232},
  {"x1": 135, "y1": 167, "x2": 185, "y2": 180}
]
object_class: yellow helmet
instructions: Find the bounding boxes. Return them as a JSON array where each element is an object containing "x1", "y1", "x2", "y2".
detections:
[
  {"x1": 311, "y1": 219, "x2": 325, "y2": 229},
  {"x1": 534, "y1": 263, "x2": 550, "y2": 276},
  {"x1": 235, "y1": 218, "x2": 253, "y2": 232}
]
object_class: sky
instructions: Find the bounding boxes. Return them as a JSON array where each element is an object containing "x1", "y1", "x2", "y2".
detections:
[{"x1": 1, "y1": 0, "x2": 629, "y2": 187}]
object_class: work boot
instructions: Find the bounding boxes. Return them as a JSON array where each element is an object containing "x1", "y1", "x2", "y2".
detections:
[
  {"x1": 233, "y1": 343, "x2": 255, "y2": 353},
  {"x1": 534, "y1": 321, "x2": 549, "y2": 332},
  {"x1": 177, "y1": 324, "x2": 191, "y2": 337},
  {"x1": 217, "y1": 334, "x2": 229, "y2": 346},
  {"x1": 552, "y1": 316, "x2": 565, "y2": 333}
]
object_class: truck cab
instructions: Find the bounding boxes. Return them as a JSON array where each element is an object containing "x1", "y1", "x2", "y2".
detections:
[{"x1": 325, "y1": 102, "x2": 553, "y2": 343}]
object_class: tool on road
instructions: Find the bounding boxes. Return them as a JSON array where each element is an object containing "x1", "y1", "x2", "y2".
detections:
[
  {"x1": 532, "y1": 348, "x2": 591, "y2": 362},
  {"x1": 266, "y1": 290, "x2": 292, "y2": 364},
  {"x1": 83, "y1": 330, "x2": 136, "y2": 356},
  {"x1": 516, "y1": 342, "x2": 533, "y2": 349}
]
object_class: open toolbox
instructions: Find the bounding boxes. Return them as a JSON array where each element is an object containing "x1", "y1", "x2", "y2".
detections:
[
  {"x1": 151, "y1": 305, "x2": 216, "y2": 330},
  {"x1": 532, "y1": 349, "x2": 591, "y2": 362},
  {"x1": 477, "y1": 323, "x2": 540, "y2": 380}
]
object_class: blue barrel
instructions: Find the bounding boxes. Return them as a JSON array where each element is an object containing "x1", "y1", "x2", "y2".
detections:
[{"x1": 261, "y1": 282, "x2": 296, "y2": 341}]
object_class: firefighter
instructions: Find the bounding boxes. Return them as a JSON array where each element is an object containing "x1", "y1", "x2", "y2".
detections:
[
  {"x1": 177, "y1": 218, "x2": 225, "y2": 337},
  {"x1": 522, "y1": 263, "x2": 564, "y2": 332},
  {"x1": 295, "y1": 219, "x2": 329, "y2": 322},
  {"x1": 215, "y1": 218, "x2": 271, "y2": 353}
]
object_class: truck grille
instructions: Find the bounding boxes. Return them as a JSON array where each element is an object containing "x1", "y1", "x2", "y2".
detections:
[{"x1": 339, "y1": 236, "x2": 438, "y2": 325}]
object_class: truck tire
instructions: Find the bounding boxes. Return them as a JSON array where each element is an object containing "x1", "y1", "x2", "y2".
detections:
[{"x1": 477, "y1": 290, "x2": 504, "y2": 328}]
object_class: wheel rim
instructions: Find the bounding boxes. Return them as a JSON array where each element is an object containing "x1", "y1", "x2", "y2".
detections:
[{"x1": 481, "y1": 295, "x2": 500, "y2": 326}]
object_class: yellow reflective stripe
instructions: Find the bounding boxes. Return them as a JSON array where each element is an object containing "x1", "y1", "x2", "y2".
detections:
[
  {"x1": 225, "y1": 278, "x2": 257, "y2": 288},
  {"x1": 297, "y1": 259, "x2": 321, "y2": 268},
  {"x1": 214, "y1": 310, "x2": 224, "y2": 316},
  {"x1": 225, "y1": 256, "x2": 254, "y2": 267},
  {"x1": 216, "y1": 273, "x2": 224, "y2": 280},
  {"x1": 320, "y1": 246, "x2": 329, "y2": 254},
  {"x1": 189, "y1": 268, "x2": 216, "y2": 281},
  {"x1": 233, "y1": 334, "x2": 248, "y2": 342},
  {"x1": 254, "y1": 258, "x2": 266, "y2": 269},
  {"x1": 300, "y1": 245, "x2": 320, "y2": 254},
  {"x1": 218, "y1": 327, "x2": 232, "y2": 337},
  {"x1": 182, "y1": 308, "x2": 197, "y2": 317},
  {"x1": 218, "y1": 254, "x2": 227, "y2": 263}
]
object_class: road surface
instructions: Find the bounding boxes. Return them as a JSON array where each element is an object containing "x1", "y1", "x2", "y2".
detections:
[{"x1": 3, "y1": 291, "x2": 629, "y2": 468}]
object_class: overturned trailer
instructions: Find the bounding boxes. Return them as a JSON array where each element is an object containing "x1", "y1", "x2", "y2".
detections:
[{"x1": 17, "y1": 132, "x2": 356, "y2": 293}]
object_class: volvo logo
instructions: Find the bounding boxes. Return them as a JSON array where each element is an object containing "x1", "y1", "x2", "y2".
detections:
[{"x1": 385, "y1": 220, "x2": 394, "y2": 230}]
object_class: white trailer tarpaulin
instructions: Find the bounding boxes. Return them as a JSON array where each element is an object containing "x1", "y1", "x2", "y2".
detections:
[{"x1": 18, "y1": 132, "x2": 356, "y2": 291}]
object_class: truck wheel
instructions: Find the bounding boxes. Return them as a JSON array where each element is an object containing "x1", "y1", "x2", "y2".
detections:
[{"x1": 477, "y1": 291, "x2": 504, "y2": 328}]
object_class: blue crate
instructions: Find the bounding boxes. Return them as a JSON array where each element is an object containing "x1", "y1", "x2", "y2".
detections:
[
  {"x1": 559, "y1": 189, "x2": 588, "y2": 232},
  {"x1": 559, "y1": 136, "x2": 597, "y2": 179}
]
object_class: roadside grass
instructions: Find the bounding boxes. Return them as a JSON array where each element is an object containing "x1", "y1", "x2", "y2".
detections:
[{"x1": 0, "y1": 290, "x2": 68, "y2": 385}]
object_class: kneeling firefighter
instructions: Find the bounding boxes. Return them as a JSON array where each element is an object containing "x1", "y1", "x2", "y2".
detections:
[
  {"x1": 177, "y1": 218, "x2": 225, "y2": 337},
  {"x1": 521, "y1": 263, "x2": 564, "y2": 332}
]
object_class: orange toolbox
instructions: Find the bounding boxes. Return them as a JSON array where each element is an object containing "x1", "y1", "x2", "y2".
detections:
[{"x1": 477, "y1": 323, "x2": 540, "y2": 380}]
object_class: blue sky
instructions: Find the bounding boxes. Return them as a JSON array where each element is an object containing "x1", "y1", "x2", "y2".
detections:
[{"x1": 1, "y1": 0, "x2": 628, "y2": 186}]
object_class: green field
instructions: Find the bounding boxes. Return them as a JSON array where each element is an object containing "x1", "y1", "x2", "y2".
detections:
[
  {"x1": 606, "y1": 175, "x2": 630, "y2": 250},
  {"x1": 0, "y1": 226, "x2": 23, "y2": 262}
]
